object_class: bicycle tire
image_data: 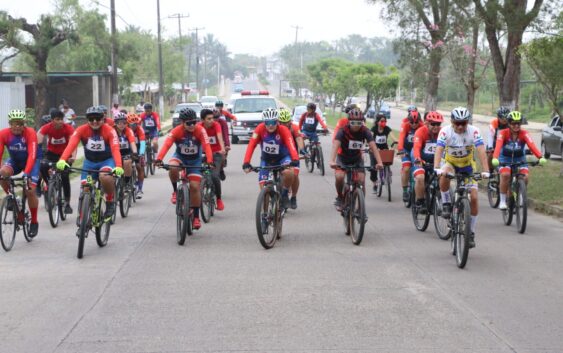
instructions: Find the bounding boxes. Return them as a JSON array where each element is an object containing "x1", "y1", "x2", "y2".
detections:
[
  {"x1": 22, "y1": 201, "x2": 32, "y2": 242},
  {"x1": 412, "y1": 190, "x2": 431, "y2": 232},
  {"x1": 502, "y1": 194, "x2": 514, "y2": 226},
  {"x1": 131, "y1": 167, "x2": 138, "y2": 203},
  {"x1": 200, "y1": 178, "x2": 212, "y2": 223},
  {"x1": 184, "y1": 184, "x2": 194, "y2": 236},
  {"x1": 386, "y1": 166, "x2": 392, "y2": 202},
  {"x1": 77, "y1": 193, "x2": 91, "y2": 259},
  {"x1": 144, "y1": 148, "x2": 151, "y2": 178},
  {"x1": 149, "y1": 151, "x2": 155, "y2": 175},
  {"x1": 307, "y1": 146, "x2": 315, "y2": 173},
  {"x1": 342, "y1": 191, "x2": 351, "y2": 235},
  {"x1": 487, "y1": 174, "x2": 500, "y2": 208},
  {"x1": 58, "y1": 178, "x2": 67, "y2": 221},
  {"x1": 0, "y1": 196, "x2": 17, "y2": 251},
  {"x1": 95, "y1": 199, "x2": 110, "y2": 247},
  {"x1": 516, "y1": 178, "x2": 528, "y2": 234},
  {"x1": 433, "y1": 194, "x2": 451, "y2": 240},
  {"x1": 455, "y1": 198, "x2": 471, "y2": 269},
  {"x1": 376, "y1": 169, "x2": 383, "y2": 197},
  {"x1": 317, "y1": 145, "x2": 325, "y2": 176},
  {"x1": 350, "y1": 189, "x2": 366, "y2": 245},
  {"x1": 255, "y1": 186, "x2": 278, "y2": 249},
  {"x1": 175, "y1": 187, "x2": 186, "y2": 245},
  {"x1": 119, "y1": 180, "x2": 131, "y2": 218},
  {"x1": 47, "y1": 179, "x2": 60, "y2": 228}
]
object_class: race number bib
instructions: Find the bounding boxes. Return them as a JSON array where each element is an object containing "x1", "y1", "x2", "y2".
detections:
[
  {"x1": 262, "y1": 141, "x2": 280, "y2": 155},
  {"x1": 145, "y1": 119, "x2": 155, "y2": 127},
  {"x1": 86, "y1": 138, "x2": 105, "y2": 152},
  {"x1": 180, "y1": 144, "x2": 198, "y2": 155},
  {"x1": 348, "y1": 140, "x2": 363, "y2": 150},
  {"x1": 208, "y1": 136, "x2": 217, "y2": 145},
  {"x1": 119, "y1": 141, "x2": 129, "y2": 149},
  {"x1": 448, "y1": 146, "x2": 469, "y2": 157},
  {"x1": 407, "y1": 134, "x2": 414, "y2": 143},
  {"x1": 51, "y1": 137, "x2": 66, "y2": 145},
  {"x1": 375, "y1": 135, "x2": 387, "y2": 144},
  {"x1": 305, "y1": 117, "x2": 315, "y2": 125},
  {"x1": 423, "y1": 143, "x2": 437, "y2": 154}
]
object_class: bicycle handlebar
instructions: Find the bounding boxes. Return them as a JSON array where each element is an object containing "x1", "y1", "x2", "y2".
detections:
[
  {"x1": 248, "y1": 165, "x2": 291, "y2": 173},
  {"x1": 158, "y1": 163, "x2": 204, "y2": 171}
]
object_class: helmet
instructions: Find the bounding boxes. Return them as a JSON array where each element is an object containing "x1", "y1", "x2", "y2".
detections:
[
  {"x1": 86, "y1": 106, "x2": 104, "y2": 117},
  {"x1": 348, "y1": 108, "x2": 364, "y2": 121},
  {"x1": 262, "y1": 108, "x2": 279, "y2": 121},
  {"x1": 126, "y1": 113, "x2": 140, "y2": 125},
  {"x1": 50, "y1": 108, "x2": 64, "y2": 120},
  {"x1": 425, "y1": 111, "x2": 444, "y2": 123},
  {"x1": 8, "y1": 109, "x2": 26, "y2": 121},
  {"x1": 41, "y1": 114, "x2": 52, "y2": 126},
  {"x1": 451, "y1": 107, "x2": 471, "y2": 122},
  {"x1": 408, "y1": 110, "x2": 421, "y2": 124},
  {"x1": 497, "y1": 106, "x2": 510, "y2": 119},
  {"x1": 344, "y1": 104, "x2": 358, "y2": 114},
  {"x1": 215, "y1": 100, "x2": 224, "y2": 107},
  {"x1": 144, "y1": 103, "x2": 153, "y2": 110},
  {"x1": 114, "y1": 112, "x2": 127, "y2": 122},
  {"x1": 278, "y1": 109, "x2": 292, "y2": 123},
  {"x1": 306, "y1": 102, "x2": 317, "y2": 111},
  {"x1": 507, "y1": 111, "x2": 522, "y2": 123},
  {"x1": 179, "y1": 107, "x2": 197, "y2": 121},
  {"x1": 407, "y1": 105, "x2": 418, "y2": 113},
  {"x1": 98, "y1": 105, "x2": 108, "y2": 113}
]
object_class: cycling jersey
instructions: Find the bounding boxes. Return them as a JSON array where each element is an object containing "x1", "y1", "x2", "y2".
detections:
[
  {"x1": 215, "y1": 118, "x2": 230, "y2": 147},
  {"x1": 487, "y1": 118, "x2": 509, "y2": 149},
  {"x1": 140, "y1": 112, "x2": 161, "y2": 131},
  {"x1": 370, "y1": 125, "x2": 391, "y2": 150},
  {"x1": 397, "y1": 121, "x2": 419, "y2": 152},
  {"x1": 115, "y1": 127, "x2": 136, "y2": 156},
  {"x1": 157, "y1": 125, "x2": 213, "y2": 164},
  {"x1": 332, "y1": 117, "x2": 349, "y2": 141},
  {"x1": 61, "y1": 124, "x2": 122, "y2": 166},
  {"x1": 0, "y1": 127, "x2": 38, "y2": 175},
  {"x1": 130, "y1": 125, "x2": 146, "y2": 145},
  {"x1": 244, "y1": 123, "x2": 299, "y2": 164},
  {"x1": 493, "y1": 129, "x2": 541, "y2": 160},
  {"x1": 218, "y1": 109, "x2": 237, "y2": 121},
  {"x1": 39, "y1": 122, "x2": 74, "y2": 156},
  {"x1": 198, "y1": 121, "x2": 224, "y2": 153},
  {"x1": 334, "y1": 125, "x2": 374, "y2": 164},
  {"x1": 437, "y1": 125, "x2": 484, "y2": 167},
  {"x1": 413, "y1": 125, "x2": 439, "y2": 164},
  {"x1": 299, "y1": 112, "x2": 327, "y2": 133}
]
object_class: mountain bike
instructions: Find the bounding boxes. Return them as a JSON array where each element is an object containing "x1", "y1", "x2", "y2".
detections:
[
  {"x1": 144, "y1": 137, "x2": 155, "y2": 177},
  {"x1": 42, "y1": 161, "x2": 69, "y2": 228},
  {"x1": 487, "y1": 170, "x2": 501, "y2": 208},
  {"x1": 116, "y1": 160, "x2": 134, "y2": 219},
  {"x1": 250, "y1": 165, "x2": 289, "y2": 249},
  {"x1": 375, "y1": 147, "x2": 395, "y2": 202},
  {"x1": 410, "y1": 164, "x2": 439, "y2": 232},
  {"x1": 303, "y1": 133, "x2": 326, "y2": 176},
  {"x1": 0, "y1": 176, "x2": 34, "y2": 251},
  {"x1": 200, "y1": 164, "x2": 216, "y2": 223}
]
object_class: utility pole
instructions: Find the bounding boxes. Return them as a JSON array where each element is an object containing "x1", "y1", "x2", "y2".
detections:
[
  {"x1": 291, "y1": 25, "x2": 301, "y2": 44},
  {"x1": 156, "y1": 0, "x2": 165, "y2": 118},
  {"x1": 190, "y1": 27, "x2": 205, "y2": 98},
  {"x1": 168, "y1": 13, "x2": 189, "y2": 102},
  {"x1": 110, "y1": 0, "x2": 118, "y2": 105}
]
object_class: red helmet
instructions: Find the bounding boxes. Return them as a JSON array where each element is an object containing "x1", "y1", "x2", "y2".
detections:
[
  {"x1": 425, "y1": 111, "x2": 443, "y2": 123},
  {"x1": 127, "y1": 113, "x2": 141, "y2": 125},
  {"x1": 348, "y1": 108, "x2": 364, "y2": 121},
  {"x1": 408, "y1": 110, "x2": 421, "y2": 124}
]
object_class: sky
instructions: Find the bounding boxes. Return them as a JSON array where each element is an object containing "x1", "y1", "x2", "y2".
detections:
[{"x1": 1, "y1": 0, "x2": 394, "y2": 56}]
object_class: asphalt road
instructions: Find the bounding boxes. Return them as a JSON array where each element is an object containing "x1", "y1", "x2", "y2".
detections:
[{"x1": 1, "y1": 120, "x2": 562, "y2": 352}]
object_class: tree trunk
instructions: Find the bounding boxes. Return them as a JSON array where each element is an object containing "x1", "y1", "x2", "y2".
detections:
[
  {"x1": 365, "y1": 91, "x2": 371, "y2": 114},
  {"x1": 465, "y1": 23, "x2": 479, "y2": 114},
  {"x1": 424, "y1": 46, "x2": 442, "y2": 111},
  {"x1": 499, "y1": 31, "x2": 524, "y2": 109},
  {"x1": 33, "y1": 53, "x2": 49, "y2": 127}
]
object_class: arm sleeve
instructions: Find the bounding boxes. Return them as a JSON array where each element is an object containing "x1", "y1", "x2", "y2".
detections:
[
  {"x1": 23, "y1": 129, "x2": 38, "y2": 175},
  {"x1": 523, "y1": 131, "x2": 542, "y2": 158},
  {"x1": 487, "y1": 123, "x2": 495, "y2": 149},
  {"x1": 0, "y1": 133, "x2": 5, "y2": 164},
  {"x1": 223, "y1": 110, "x2": 237, "y2": 121},
  {"x1": 413, "y1": 129, "x2": 424, "y2": 160},
  {"x1": 492, "y1": 130, "x2": 506, "y2": 159},
  {"x1": 281, "y1": 126, "x2": 299, "y2": 160},
  {"x1": 60, "y1": 128, "x2": 82, "y2": 161},
  {"x1": 243, "y1": 125, "x2": 262, "y2": 164},
  {"x1": 155, "y1": 113, "x2": 161, "y2": 130},
  {"x1": 105, "y1": 127, "x2": 123, "y2": 168},
  {"x1": 317, "y1": 113, "x2": 327, "y2": 129},
  {"x1": 125, "y1": 128, "x2": 136, "y2": 144},
  {"x1": 156, "y1": 131, "x2": 176, "y2": 161},
  {"x1": 397, "y1": 123, "x2": 408, "y2": 151},
  {"x1": 220, "y1": 119, "x2": 230, "y2": 147},
  {"x1": 298, "y1": 113, "x2": 305, "y2": 130}
]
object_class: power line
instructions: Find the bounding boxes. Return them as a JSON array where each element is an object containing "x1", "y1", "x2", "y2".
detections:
[{"x1": 89, "y1": 0, "x2": 130, "y2": 27}]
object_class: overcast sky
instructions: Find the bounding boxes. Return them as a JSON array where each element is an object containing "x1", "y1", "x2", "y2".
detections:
[{"x1": 2, "y1": 0, "x2": 394, "y2": 56}]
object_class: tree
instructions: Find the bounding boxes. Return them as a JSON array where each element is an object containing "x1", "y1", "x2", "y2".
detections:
[
  {"x1": 356, "y1": 63, "x2": 399, "y2": 113},
  {"x1": 0, "y1": 11, "x2": 76, "y2": 123},
  {"x1": 307, "y1": 58, "x2": 348, "y2": 111},
  {"x1": 473, "y1": 0, "x2": 545, "y2": 109}
]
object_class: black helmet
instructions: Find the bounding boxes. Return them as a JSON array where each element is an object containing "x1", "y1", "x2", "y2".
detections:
[
  {"x1": 215, "y1": 100, "x2": 224, "y2": 107},
  {"x1": 97, "y1": 105, "x2": 108, "y2": 113},
  {"x1": 497, "y1": 106, "x2": 510, "y2": 119},
  {"x1": 50, "y1": 108, "x2": 64, "y2": 120},
  {"x1": 41, "y1": 114, "x2": 52, "y2": 126},
  {"x1": 86, "y1": 106, "x2": 104, "y2": 117},
  {"x1": 306, "y1": 102, "x2": 317, "y2": 111},
  {"x1": 144, "y1": 103, "x2": 153, "y2": 110},
  {"x1": 179, "y1": 107, "x2": 197, "y2": 121}
]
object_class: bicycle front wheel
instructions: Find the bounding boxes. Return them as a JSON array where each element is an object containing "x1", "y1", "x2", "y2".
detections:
[
  {"x1": 349, "y1": 189, "x2": 366, "y2": 245},
  {"x1": 455, "y1": 198, "x2": 471, "y2": 269},
  {"x1": 95, "y1": 199, "x2": 111, "y2": 247},
  {"x1": 149, "y1": 151, "x2": 155, "y2": 175},
  {"x1": 0, "y1": 196, "x2": 17, "y2": 251},
  {"x1": 176, "y1": 185, "x2": 190, "y2": 245},
  {"x1": 119, "y1": 181, "x2": 131, "y2": 218},
  {"x1": 412, "y1": 191, "x2": 430, "y2": 232},
  {"x1": 306, "y1": 147, "x2": 315, "y2": 173},
  {"x1": 200, "y1": 178, "x2": 213, "y2": 223},
  {"x1": 433, "y1": 195, "x2": 451, "y2": 240},
  {"x1": 58, "y1": 179, "x2": 67, "y2": 221},
  {"x1": 255, "y1": 187, "x2": 278, "y2": 249},
  {"x1": 502, "y1": 194, "x2": 514, "y2": 226},
  {"x1": 515, "y1": 179, "x2": 528, "y2": 234},
  {"x1": 77, "y1": 193, "x2": 91, "y2": 259},
  {"x1": 144, "y1": 149, "x2": 151, "y2": 178},
  {"x1": 47, "y1": 180, "x2": 60, "y2": 228},
  {"x1": 386, "y1": 166, "x2": 392, "y2": 202},
  {"x1": 317, "y1": 145, "x2": 325, "y2": 176},
  {"x1": 487, "y1": 174, "x2": 500, "y2": 208}
]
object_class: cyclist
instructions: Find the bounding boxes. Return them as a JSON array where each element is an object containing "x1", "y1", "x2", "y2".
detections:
[
  {"x1": 299, "y1": 102, "x2": 328, "y2": 146},
  {"x1": 199, "y1": 108, "x2": 226, "y2": 211},
  {"x1": 0, "y1": 109, "x2": 41, "y2": 237},
  {"x1": 212, "y1": 108, "x2": 231, "y2": 181},
  {"x1": 140, "y1": 103, "x2": 161, "y2": 154},
  {"x1": 492, "y1": 111, "x2": 546, "y2": 210},
  {"x1": 56, "y1": 106, "x2": 124, "y2": 222},
  {"x1": 330, "y1": 108, "x2": 383, "y2": 210},
  {"x1": 398, "y1": 110, "x2": 423, "y2": 202},
  {"x1": 369, "y1": 112, "x2": 397, "y2": 192},
  {"x1": 433, "y1": 107, "x2": 490, "y2": 248},
  {"x1": 154, "y1": 108, "x2": 213, "y2": 230},
  {"x1": 487, "y1": 106, "x2": 510, "y2": 169},
  {"x1": 214, "y1": 100, "x2": 237, "y2": 122},
  {"x1": 242, "y1": 108, "x2": 299, "y2": 210},
  {"x1": 279, "y1": 108, "x2": 306, "y2": 209},
  {"x1": 412, "y1": 111, "x2": 443, "y2": 212},
  {"x1": 114, "y1": 112, "x2": 139, "y2": 188},
  {"x1": 37, "y1": 109, "x2": 75, "y2": 214},
  {"x1": 127, "y1": 113, "x2": 146, "y2": 198},
  {"x1": 403, "y1": 105, "x2": 418, "y2": 124}
]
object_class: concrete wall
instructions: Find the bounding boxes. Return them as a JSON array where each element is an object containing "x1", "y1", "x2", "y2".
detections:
[{"x1": 0, "y1": 82, "x2": 26, "y2": 129}]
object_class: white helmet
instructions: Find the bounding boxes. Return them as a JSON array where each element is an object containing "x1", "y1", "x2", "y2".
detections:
[
  {"x1": 451, "y1": 107, "x2": 471, "y2": 122},
  {"x1": 262, "y1": 108, "x2": 279, "y2": 121}
]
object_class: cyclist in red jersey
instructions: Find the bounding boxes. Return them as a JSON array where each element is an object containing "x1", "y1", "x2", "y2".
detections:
[
  {"x1": 199, "y1": 108, "x2": 226, "y2": 211},
  {"x1": 398, "y1": 110, "x2": 422, "y2": 202},
  {"x1": 279, "y1": 108, "x2": 306, "y2": 209},
  {"x1": 140, "y1": 103, "x2": 161, "y2": 154},
  {"x1": 213, "y1": 108, "x2": 230, "y2": 181},
  {"x1": 154, "y1": 108, "x2": 213, "y2": 230},
  {"x1": 214, "y1": 100, "x2": 237, "y2": 121},
  {"x1": 114, "y1": 113, "x2": 139, "y2": 188},
  {"x1": 0, "y1": 109, "x2": 41, "y2": 237},
  {"x1": 57, "y1": 106, "x2": 124, "y2": 221},
  {"x1": 37, "y1": 109, "x2": 75, "y2": 214},
  {"x1": 127, "y1": 113, "x2": 146, "y2": 198}
]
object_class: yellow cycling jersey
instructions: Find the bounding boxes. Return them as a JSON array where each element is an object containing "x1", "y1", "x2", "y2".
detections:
[{"x1": 437, "y1": 125, "x2": 484, "y2": 168}]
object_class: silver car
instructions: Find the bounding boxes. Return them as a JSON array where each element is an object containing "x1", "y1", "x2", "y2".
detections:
[
  {"x1": 171, "y1": 103, "x2": 203, "y2": 127},
  {"x1": 291, "y1": 105, "x2": 327, "y2": 132},
  {"x1": 541, "y1": 115, "x2": 563, "y2": 158}
]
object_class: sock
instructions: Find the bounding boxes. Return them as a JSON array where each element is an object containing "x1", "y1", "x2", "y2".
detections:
[
  {"x1": 282, "y1": 188, "x2": 289, "y2": 197},
  {"x1": 470, "y1": 215, "x2": 477, "y2": 233},
  {"x1": 106, "y1": 193, "x2": 114, "y2": 202},
  {"x1": 500, "y1": 193, "x2": 506, "y2": 203},
  {"x1": 171, "y1": 181, "x2": 177, "y2": 192},
  {"x1": 403, "y1": 186, "x2": 408, "y2": 192},
  {"x1": 193, "y1": 207, "x2": 199, "y2": 218},
  {"x1": 138, "y1": 180, "x2": 143, "y2": 190},
  {"x1": 30, "y1": 207, "x2": 38, "y2": 223},
  {"x1": 441, "y1": 191, "x2": 451, "y2": 204}
]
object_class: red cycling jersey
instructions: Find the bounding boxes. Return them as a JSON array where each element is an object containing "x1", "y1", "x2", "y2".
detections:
[
  {"x1": 493, "y1": 128, "x2": 541, "y2": 159},
  {"x1": 219, "y1": 109, "x2": 237, "y2": 121},
  {"x1": 61, "y1": 124, "x2": 122, "y2": 167},
  {"x1": 157, "y1": 125, "x2": 213, "y2": 164},
  {"x1": 412, "y1": 125, "x2": 439, "y2": 162},
  {"x1": 140, "y1": 112, "x2": 162, "y2": 130},
  {"x1": 299, "y1": 112, "x2": 327, "y2": 132},
  {"x1": 39, "y1": 122, "x2": 74, "y2": 155},
  {"x1": 397, "y1": 121, "x2": 420, "y2": 151},
  {"x1": 130, "y1": 124, "x2": 146, "y2": 143},
  {"x1": 0, "y1": 127, "x2": 38, "y2": 174},
  {"x1": 198, "y1": 121, "x2": 224, "y2": 153},
  {"x1": 243, "y1": 124, "x2": 299, "y2": 164}
]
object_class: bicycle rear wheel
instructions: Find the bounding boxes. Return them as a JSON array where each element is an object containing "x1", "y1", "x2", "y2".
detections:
[
  {"x1": 77, "y1": 193, "x2": 91, "y2": 259},
  {"x1": 502, "y1": 194, "x2": 514, "y2": 226},
  {"x1": 349, "y1": 189, "x2": 366, "y2": 245},
  {"x1": 95, "y1": 199, "x2": 111, "y2": 247},
  {"x1": 317, "y1": 145, "x2": 325, "y2": 176},
  {"x1": 0, "y1": 196, "x2": 17, "y2": 251},
  {"x1": 515, "y1": 179, "x2": 528, "y2": 234},
  {"x1": 255, "y1": 186, "x2": 278, "y2": 249},
  {"x1": 47, "y1": 179, "x2": 60, "y2": 228},
  {"x1": 386, "y1": 166, "x2": 392, "y2": 202},
  {"x1": 487, "y1": 173, "x2": 500, "y2": 208},
  {"x1": 455, "y1": 198, "x2": 471, "y2": 269}
]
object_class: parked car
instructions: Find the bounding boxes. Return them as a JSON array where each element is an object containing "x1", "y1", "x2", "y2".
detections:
[
  {"x1": 291, "y1": 105, "x2": 327, "y2": 132},
  {"x1": 541, "y1": 115, "x2": 563, "y2": 159},
  {"x1": 367, "y1": 101, "x2": 391, "y2": 119},
  {"x1": 200, "y1": 95, "x2": 218, "y2": 109},
  {"x1": 171, "y1": 103, "x2": 203, "y2": 128}
]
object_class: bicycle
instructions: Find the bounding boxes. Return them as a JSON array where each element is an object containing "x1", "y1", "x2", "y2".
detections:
[
  {"x1": 68, "y1": 167, "x2": 114, "y2": 259},
  {"x1": 374, "y1": 146, "x2": 395, "y2": 202},
  {"x1": 499, "y1": 160, "x2": 540, "y2": 234},
  {"x1": 200, "y1": 164, "x2": 216, "y2": 224},
  {"x1": 0, "y1": 175, "x2": 34, "y2": 251},
  {"x1": 443, "y1": 172, "x2": 483, "y2": 269},
  {"x1": 144, "y1": 136, "x2": 155, "y2": 177},
  {"x1": 250, "y1": 165, "x2": 289, "y2": 249},
  {"x1": 410, "y1": 164, "x2": 440, "y2": 233},
  {"x1": 397, "y1": 150, "x2": 412, "y2": 208},
  {"x1": 159, "y1": 163, "x2": 197, "y2": 246},
  {"x1": 42, "y1": 161, "x2": 69, "y2": 228},
  {"x1": 303, "y1": 132, "x2": 326, "y2": 176},
  {"x1": 336, "y1": 165, "x2": 373, "y2": 245},
  {"x1": 116, "y1": 157, "x2": 135, "y2": 218},
  {"x1": 487, "y1": 170, "x2": 501, "y2": 208}
]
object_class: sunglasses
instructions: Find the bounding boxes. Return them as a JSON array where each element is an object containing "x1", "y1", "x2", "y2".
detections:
[
  {"x1": 264, "y1": 121, "x2": 278, "y2": 127},
  {"x1": 88, "y1": 116, "x2": 103, "y2": 122},
  {"x1": 430, "y1": 122, "x2": 442, "y2": 127},
  {"x1": 510, "y1": 122, "x2": 521, "y2": 126},
  {"x1": 184, "y1": 120, "x2": 197, "y2": 126},
  {"x1": 9, "y1": 121, "x2": 24, "y2": 127},
  {"x1": 349, "y1": 121, "x2": 363, "y2": 127},
  {"x1": 454, "y1": 121, "x2": 468, "y2": 126}
]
